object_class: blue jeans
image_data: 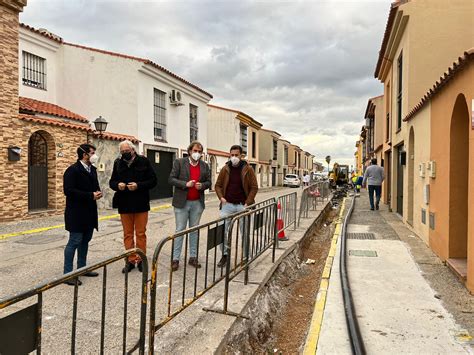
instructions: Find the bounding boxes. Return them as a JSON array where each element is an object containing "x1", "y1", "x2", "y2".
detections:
[
  {"x1": 173, "y1": 200, "x2": 204, "y2": 260},
  {"x1": 368, "y1": 185, "x2": 382, "y2": 209},
  {"x1": 220, "y1": 202, "x2": 246, "y2": 256},
  {"x1": 64, "y1": 230, "x2": 94, "y2": 274}
]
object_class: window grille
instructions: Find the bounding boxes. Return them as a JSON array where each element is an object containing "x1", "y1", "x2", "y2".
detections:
[
  {"x1": 154, "y1": 89, "x2": 166, "y2": 140},
  {"x1": 22, "y1": 51, "x2": 46, "y2": 90},
  {"x1": 190, "y1": 104, "x2": 198, "y2": 142}
]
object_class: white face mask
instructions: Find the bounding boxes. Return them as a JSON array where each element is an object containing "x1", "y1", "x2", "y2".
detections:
[
  {"x1": 89, "y1": 154, "x2": 99, "y2": 165},
  {"x1": 230, "y1": 156, "x2": 240, "y2": 166},
  {"x1": 191, "y1": 152, "x2": 201, "y2": 161}
]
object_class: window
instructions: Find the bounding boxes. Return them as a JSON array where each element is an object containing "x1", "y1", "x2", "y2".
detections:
[
  {"x1": 284, "y1": 146, "x2": 288, "y2": 165},
  {"x1": 370, "y1": 117, "x2": 374, "y2": 152},
  {"x1": 240, "y1": 124, "x2": 248, "y2": 154},
  {"x1": 386, "y1": 82, "x2": 391, "y2": 142},
  {"x1": 397, "y1": 52, "x2": 403, "y2": 130},
  {"x1": 154, "y1": 89, "x2": 166, "y2": 140},
  {"x1": 22, "y1": 51, "x2": 46, "y2": 90},
  {"x1": 190, "y1": 104, "x2": 198, "y2": 142},
  {"x1": 251, "y1": 132, "x2": 256, "y2": 158},
  {"x1": 273, "y1": 140, "x2": 277, "y2": 160}
]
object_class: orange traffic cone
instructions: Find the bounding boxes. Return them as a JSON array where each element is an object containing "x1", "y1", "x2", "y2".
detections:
[{"x1": 277, "y1": 202, "x2": 288, "y2": 241}]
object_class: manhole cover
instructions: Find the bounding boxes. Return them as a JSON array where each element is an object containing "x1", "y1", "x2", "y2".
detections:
[
  {"x1": 347, "y1": 233, "x2": 376, "y2": 240},
  {"x1": 349, "y1": 250, "x2": 378, "y2": 257}
]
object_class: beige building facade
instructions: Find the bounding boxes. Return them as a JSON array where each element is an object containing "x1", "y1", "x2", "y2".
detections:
[{"x1": 371, "y1": 0, "x2": 474, "y2": 291}]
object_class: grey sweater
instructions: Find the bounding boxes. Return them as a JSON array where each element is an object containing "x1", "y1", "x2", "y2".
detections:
[{"x1": 363, "y1": 165, "x2": 385, "y2": 186}]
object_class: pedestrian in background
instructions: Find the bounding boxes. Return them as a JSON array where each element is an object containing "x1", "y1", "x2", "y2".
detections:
[
  {"x1": 63, "y1": 143, "x2": 102, "y2": 286},
  {"x1": 362, "y1": 158, "x2": 385, "y2": 210},
  {"x1": 215, "y1": 145, "x2": 258, "y2": 267},
  {"x1": 168, "y1": 141, "x2": 211, "y2": 271},
  {"x1": 303, "y1": 173, "x2": 310, "y2": 187},
  {"x1": 109, "y1": 140, "x2": 157, "y2": 273}
]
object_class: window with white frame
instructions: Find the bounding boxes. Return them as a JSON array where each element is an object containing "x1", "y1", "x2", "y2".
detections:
[
  {"x1": 154, "y1": 89, "x2": 167, "y2": 140},
  {"x1": 190, "y1": 104, "x2": 198, "y2": 142},
  {"x1": 22, "y1": 51, "x2": 46, "y2": 90},
  {"x1": 240, "y1": 124, "x2": 248, "y2": 154}
]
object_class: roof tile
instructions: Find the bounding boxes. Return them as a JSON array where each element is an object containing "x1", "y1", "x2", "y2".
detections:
[{"x1": 19, "y1": 97, "x2": 88, "y2": 123}]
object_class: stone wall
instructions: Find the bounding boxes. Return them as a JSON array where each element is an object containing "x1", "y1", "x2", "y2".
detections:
[{"x1": 90, "y1": 137, "x2": 122, "y2": 210}]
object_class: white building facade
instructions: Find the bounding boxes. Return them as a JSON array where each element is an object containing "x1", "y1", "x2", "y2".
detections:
[{"x1": 19, "y1": 24, "x2": 213, "y2": 200}]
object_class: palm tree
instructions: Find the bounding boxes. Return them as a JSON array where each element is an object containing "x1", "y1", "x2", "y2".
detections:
[{"x1": 325, "y1": 155, "x2": 331, "y2": 174}]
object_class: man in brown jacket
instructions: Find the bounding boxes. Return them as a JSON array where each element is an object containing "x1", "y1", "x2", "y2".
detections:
[{"x1": 215, "y1": 144, "x2": 258, "y2": 267}]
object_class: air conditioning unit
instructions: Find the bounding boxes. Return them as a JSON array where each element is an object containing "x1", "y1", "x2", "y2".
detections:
[
  {"x1": 427, "y1": 161, "x2": 436, "y2": 179},
  {"x1": 170, "y1": 90, "x2": 184, "y2": 106}
]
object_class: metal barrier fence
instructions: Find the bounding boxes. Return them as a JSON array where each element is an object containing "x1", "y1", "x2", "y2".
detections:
[
  {"x1": 298, "y1": 181, "x2": 330, "y2": 226},
  {"x1": 276, "y1": 191, "x2": 298, "y2": 238},
  {"x1": 147, "y1": 197, "x2": 278, "y2": 348},
  {"x1": 148, "y1": 192, "x2": 296, "y2": 348},
  {"x1": 0, "y1": 193, "x2": 298, "y2": 354},
  {"x1": 0, "y1": 249, "x2": 148, "y2": 355}
]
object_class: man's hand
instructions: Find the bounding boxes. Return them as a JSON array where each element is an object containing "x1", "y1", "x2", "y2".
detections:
[
  {"x1": 186, "y1": 180, "x2": 196, "y2": 188},
  {"x1": 93, "y1": 191, "x2": 103, "y2": 200},
  {"x1": 118, "y1": 182, "x2": 126, "y2": 191},
  {"x1": 195, "y1": 182, "x2": 202, "y2": 190},
  {"x1": 127, "y1": 182, "x2": 138, "y2": 191},
  {"x1": 220, "y1": 197, "x2": 227, "y2": 204}
]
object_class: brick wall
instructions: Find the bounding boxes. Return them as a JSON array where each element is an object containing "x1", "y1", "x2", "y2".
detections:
[{"x1": 0, "y1": 4, "x2": 22, "y2": 220}]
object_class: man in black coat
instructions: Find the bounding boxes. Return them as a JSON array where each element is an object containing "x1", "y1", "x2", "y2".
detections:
[
  {"x1": 63, "y1": 143, "x2": 102, "y2": 286},
  {"x1": 109, "y1": 140, "x2": 157, "y2": 273}
]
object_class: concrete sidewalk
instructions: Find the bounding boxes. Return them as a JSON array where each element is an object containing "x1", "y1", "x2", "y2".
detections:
[{"x1": 311, "y1": 193, "x2": 474, "y2": 354}]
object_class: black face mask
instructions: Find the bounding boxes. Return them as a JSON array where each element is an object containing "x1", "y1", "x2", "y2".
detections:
[{"x1": 122, "y1": 152, "x2": 132, "y2": 161}]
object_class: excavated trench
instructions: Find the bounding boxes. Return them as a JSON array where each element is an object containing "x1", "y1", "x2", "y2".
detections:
[{"x1": 222, "y1": 195, "x2": 344, "y2": 354}]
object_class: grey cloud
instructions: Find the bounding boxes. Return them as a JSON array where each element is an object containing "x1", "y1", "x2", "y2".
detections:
[{"x1": 21, "y1": 0, "x2": 391, "y2": 162}]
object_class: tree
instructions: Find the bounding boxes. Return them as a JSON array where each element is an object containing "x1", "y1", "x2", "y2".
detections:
[{"x1": 325, "y1": 155, "x2": 331, "y2": 173}]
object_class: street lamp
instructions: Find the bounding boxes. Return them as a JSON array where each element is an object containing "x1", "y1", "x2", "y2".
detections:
[{"x1": 93, "y1": 115, "x2": 108, "y2": 137}]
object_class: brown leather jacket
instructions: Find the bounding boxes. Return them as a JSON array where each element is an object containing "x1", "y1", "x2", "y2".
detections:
[{"x1": 215, "y1": 161, "x2": 258, "y2": 206}]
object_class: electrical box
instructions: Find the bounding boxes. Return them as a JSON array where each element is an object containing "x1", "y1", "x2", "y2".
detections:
[
  {"x1": 97, "y1": 163, "x2": 105, "y2": 172},
  {"x1": 427, "y1": 161, "x2": 436, "y2": 178},
  {"x1": 7, "y1": 146, "x2": 21, "y2": 161},
  {"x1": 419, "y1": 163, "x2": 425, "y2": 178},
  {"x1": 423, "y1": 184, "x2": 430, "y2": 205}
]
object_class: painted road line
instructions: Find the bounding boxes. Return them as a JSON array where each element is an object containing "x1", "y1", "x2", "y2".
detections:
[
  {"x1": 0, "y1": 204, "x2": 172, "y2": 241},
  {"x1": 303, "y1": 198, "x2": 346, "y2": 355}
]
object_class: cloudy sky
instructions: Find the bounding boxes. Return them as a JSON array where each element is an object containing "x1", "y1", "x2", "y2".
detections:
[{"x1": 21, "y1": 0, "x2": 390, "y2": 168}]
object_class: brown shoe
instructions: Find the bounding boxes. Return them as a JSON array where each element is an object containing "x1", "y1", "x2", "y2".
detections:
[
  {"x1": 188, "y1": 257, "x2": 202, "y2": 268},
  {"x1": 171, "y1": 260, "x2": 179, "y2": 272}
]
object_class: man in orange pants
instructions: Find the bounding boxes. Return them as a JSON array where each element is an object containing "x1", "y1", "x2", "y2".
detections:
[{"x1": 110, "y1": 140, "x2": 157, "y2": 273}]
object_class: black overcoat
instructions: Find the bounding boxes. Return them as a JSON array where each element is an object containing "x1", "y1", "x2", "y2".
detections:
[
  {"x1": 109, "y1": 155, "x2": 157, "y2": 214},
  {"x1": 63, "y1": 161, "x2": 100, "y2": 232}
]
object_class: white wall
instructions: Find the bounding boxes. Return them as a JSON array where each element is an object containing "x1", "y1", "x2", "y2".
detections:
[
  {"x1": 207, "y1": 106, "x2": 240, "y2": 152},
  {"x1": 137, "y1": 67, "x2": 210, "y2": 154},
  {"x1": 19, "y1": 28, "x2": 61, "y2": 104},
  {"x1": 59, "y1": 45, "x2": 141, "y2": 136}
]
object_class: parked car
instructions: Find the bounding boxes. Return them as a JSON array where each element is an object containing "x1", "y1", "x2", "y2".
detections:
[{"x1": 283, "y1": 174, "x2": 301, "y2": 187}]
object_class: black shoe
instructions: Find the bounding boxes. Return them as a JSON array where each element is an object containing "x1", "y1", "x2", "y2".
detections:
[
  {"x1": 188, "y1": 257, "x2": 202, "y2": 268},
  {"x1": 370, "y1": 207, "x2": 374, "y2": 211},
  {"x1": 64, "y1": 278, "x2": 82, "y2": 286},
  {"x1": 83, "y1": 271, "x2": 99, "y2": 277},
  {"x1": 217, "y1": 256, "x2": 227, "y2": 268},
  {"x1": 376, "y1": 204, "x2": 379, "y2": 210},
  {"x1": 137, "y1": 262, "x2": 143, "y2": 272},
  {"x1": 122, "y1": 262, "x2": 135, "y2": 274}
]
